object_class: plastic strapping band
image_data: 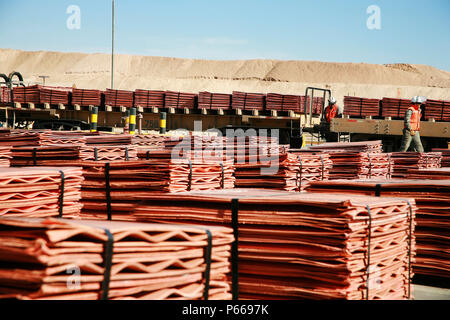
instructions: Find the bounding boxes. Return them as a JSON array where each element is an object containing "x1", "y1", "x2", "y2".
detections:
[
  {"x1": 94, "y1": 148, "x2": 98, "y2": 161},
  {"x1": 105, "y1": 163, "x2": 112, "y2": 221},
  {"x1": 319, "y1": 155, "x2": 325, "y2": 180},
  {"x1": 188, "y1": 160, "x2": 193, "y2": 191},
  {"x1": 231, "y1": 198, "x2": 239, "y2": 300},
  {"x1": 32, "y1": 148, "x2": 37, "y2": 166},
  {"x1": 404, "y1": 199, "x2": 413, "y2": 300},
  {"x1": 365, "y1": 205, "x2": 373, "y2": 300},
  {"x1": 100, "y1": 228, "x2": 114, "y2": 300},
  {"x1": 220, "y1": 162, "x2": 225, "y2": 189},
  {"x1": 203, "y1": 229, "x2": 213, "y2": 300},
  {"x1": 375, "y1": 184, "x2": 381, "y2": 197},
  {"x1": 125, "y1": 147, "x2": 129, "y2": 161},
  {"x1": 58, "y1": 170, "x2": 65, "y2": 218}
]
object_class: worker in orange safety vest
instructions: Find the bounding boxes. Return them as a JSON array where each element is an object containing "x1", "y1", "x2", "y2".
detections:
[
  {"x1": 324, "y1": 97, "x2": 342, "y2": 123},
  {"x1": 399, "y1": 96, "x2": 425, "y2": 152}
]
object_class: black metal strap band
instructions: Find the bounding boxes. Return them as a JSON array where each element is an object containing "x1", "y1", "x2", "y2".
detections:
[
  {"x1": 387, "y1": 154, "x2": 392, "y2": 179},
  {"x1": 404, "y1": 199, "x2": 413, "y2": 300},
  {"x1": 105, "y1": 163, "x2": 112, "y2": 221},
  {"x1": 360, "y1": 98, "x2": 363, "y2": 118},
  {"x1": 188, "y1": 160, "x2": 193, "y2": 191},
  {"x1": 125, "y1": 147, "x2": 129, "y2": 161},
  {"x1": 146, "y1": 150, "x2": 150, "y2": 160},
  {"x1": 203, "y1": 229, "x2": 213, "y2": 300},
  {"x1": 33, "y1": 148, "x2": 37, "y2": 166},
  {"x1": 220, "y1": 162, "x2": 225, "y2": 189},
  {"x1": 231, "y1": 198, "x2": 239, "y2": 300},
  {"x1": 319, "y1": 155, "x2": 325, "y2": 180},
  {"x1": 100, "y1": 228, "x2": 114, "y2": 300},
  {"x1": 58, "y1": 170, "x2": 65, "y2": 218},
  {"x1": 297, "y1": 156, "x2": 303, "y2": 191},
  {"x1": 375, "y1": 184, "x2": 381, "y2": 197},
  {"x1": 365, "y1": 205, "x2": 373, "y2": 300},
  {"x1": 367, "y1": 153, "x2": 372, "y2": 178},
  {"x1": 94, "y1": 147, "x2": 98, "y2": 161}
]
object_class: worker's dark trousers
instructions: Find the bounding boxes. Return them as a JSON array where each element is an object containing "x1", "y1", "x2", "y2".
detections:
[{"x1": 399, "y1": 128, "x2": 424, "y2": 152}]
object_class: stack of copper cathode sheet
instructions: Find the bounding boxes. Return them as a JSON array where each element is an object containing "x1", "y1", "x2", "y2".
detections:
[
  {"x1": 198, "y1": 92, "x2": 232, "y2": 110},
  {"x1": 344, "y1": 96, "x2": 380, "y2": 117},
  {"x1": 10, "y1": 145, "x2": 82, "y2": 166},
  {"x1": 302, "y1": 97, "x2": 325, "y2": 115},
  {"x1": 266, "y1": 93, "x2": 302, "y2": 112},
  {"x1": 289, "y1": 150, "x2": 333, "y2": 189},
  {"x1": 381, "y1": 98, "x2": 411, "y2": 118},
  {"x1": 313, "y1": 97, "x2": 325, "y2": 114},
  {"x1": 80, "y1": 158, "x2": 235, "y2": 220},
  {"x1": 80, "y1": 146, "x2": 138, "y2": 161},
  {"x1": 306, "y1": 179, "x2": 449, "y2": 281},
  {"x1": 390, "y1": 152, "x2": 442, "y2": 178},
  {"x1": 12, "y1": 85, "x2": 72, "y2": 105},
  {"x1": 0, "y1": 147, "x2": 12, "y2": 167},
  {"x1": 0, "y1": 131, "x2": 40, "y2": 147},
  {"x1": 235, "y1": 152, "x2": 332, "y2": 192},
  {"x1": 165, "y1": 91, "x2": 197, "y2": 109},
  {"x1": 0, "y1": 167, "x2": 83, "y2": 218},
  {"x1": 132, "y1": 189, "x2": 416, "y2": 300},
  {"x1": 132, "y1": 135, "x2": 165, "y2": 148},
  {"x1": 0, "y1": 86, "x2": 11, "y2": 103},
  {"x1": 0, "y1": 217, "x2": 234, "y2": 300},
  {"x1": 85, "y1": 134, "x2": 133, "y2": 146},
  {"x1": 134, "y1": 90, "x2": 165, "y2": 109},
  {"x1": 39, "y1": 86, "x2": 72, "y2": 105},
  {"x1": 315, "y1": 152, "x2": 392, "y2": 180},
  {"x1": 105, "y1": 89, "x2": 134, "y2": 108},
  {"x1": 232, "y1": 91, "x2": 265, "y2": 111},
  {"x1": 39, "y1": 133, "x2": 87, "y2": 146},
  {"x1": 307, "y1": 141, "x2": 391, "y2": 179},
  {"x1": 309, "y1": 140, "x2": 384, "y2": 154},
  {"x1": 406, "y1": 168, "x2": 450, "y2": 180},
  {"x1": 432, "y1": 149, "x2": 450, "y2": 167},
  {"x1": 424, "y1": 99, "x2": 450, "y2": 121},
  {"x1": 12, "y1": 85, "x2": 40, "y2": 104},
  {"x1": 72, "y1": 88, "x2": 102, "y2": 107}
]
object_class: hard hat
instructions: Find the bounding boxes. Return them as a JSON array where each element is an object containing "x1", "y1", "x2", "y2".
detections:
[
  {"x1": 411, "y1": 96, "x2": 419, "y2": 104},
  {"x1": 329, "y1": 97, "x2": 337, "y2": 104},
  {"x1": 417, "y1": 96, "x2": 427, "y2": 104}
]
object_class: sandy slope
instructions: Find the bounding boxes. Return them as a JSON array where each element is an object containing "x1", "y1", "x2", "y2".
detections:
[{"x1": 1, "y1": 48, "x2": 449, "y2": 106}]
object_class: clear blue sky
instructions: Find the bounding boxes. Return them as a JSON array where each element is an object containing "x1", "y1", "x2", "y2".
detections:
[{"x1": 0, "y1": 0, "x2": 449, "y2": 70}]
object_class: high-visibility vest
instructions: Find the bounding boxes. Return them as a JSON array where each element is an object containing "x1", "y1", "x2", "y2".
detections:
[
  {"x1": 325, "y1": 104, "x2": 338, "y2": 123},
  {"x1": 406, "y1": 106, "x2": 421, "y2": 131}
]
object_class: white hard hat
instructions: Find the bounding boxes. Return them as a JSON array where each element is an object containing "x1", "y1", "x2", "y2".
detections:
[
  {"x1": 329, "y1": 97, "x2": 337, "y2": 104},
  {"x1": 411, "y1": 96, "x2": 419, "y2": 104},
  {"x1": 417, "y1": 96, "x2": 427, "y2": 104}
]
